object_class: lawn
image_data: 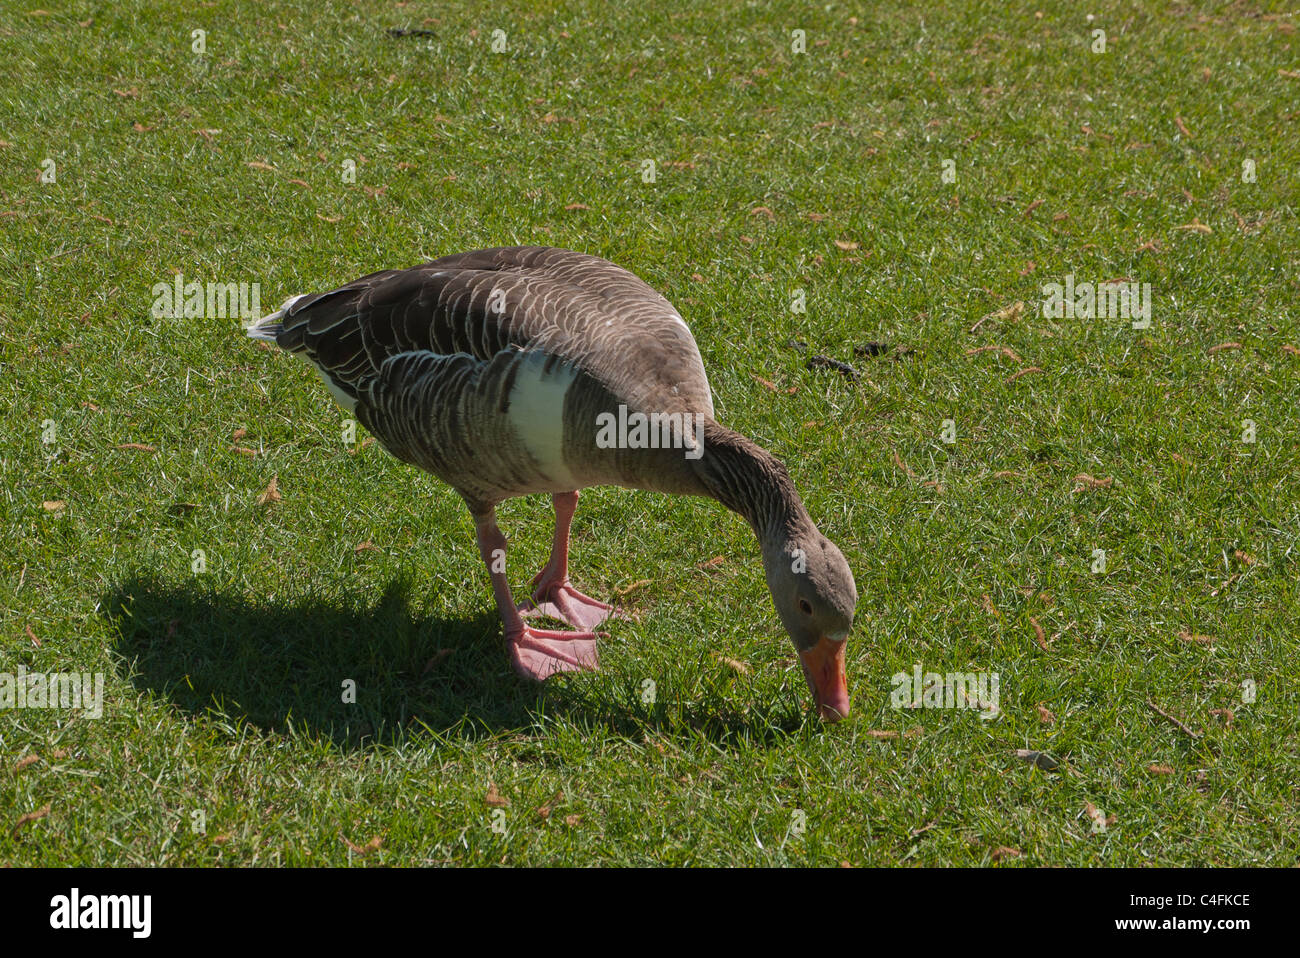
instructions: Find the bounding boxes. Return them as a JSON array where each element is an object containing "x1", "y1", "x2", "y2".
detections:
[{"x1": 2, "y1": 0, "x2": 1297, "y2": 866}]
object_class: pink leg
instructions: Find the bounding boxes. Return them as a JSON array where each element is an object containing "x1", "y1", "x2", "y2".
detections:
[
  {"x1": 518, "y1": 491, "x2": 617, "y2": 631},
  {"x1": 473, "y1": 508, "x2": 603, "y2": 681}
]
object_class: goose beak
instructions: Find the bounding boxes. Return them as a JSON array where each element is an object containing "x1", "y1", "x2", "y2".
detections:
[{"x1": 799, "y1": 636, "x2": 850, "y2": 722}]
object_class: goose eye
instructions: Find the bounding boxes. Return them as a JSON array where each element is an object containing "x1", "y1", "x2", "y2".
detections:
[{"x1": 798, "y1": 598, "x2": 813, "y2": 615}]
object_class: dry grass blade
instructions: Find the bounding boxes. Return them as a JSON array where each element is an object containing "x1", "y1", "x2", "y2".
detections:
[
  {"x1": 1147, "y1": 700, "x2": 1201, "y2": 738},
  {"x1": 257, "y1": 476, "x2": 281, "y2": 506},
  {"x1": 12, "y1": 804, "x2": 51, "y2": 837}
]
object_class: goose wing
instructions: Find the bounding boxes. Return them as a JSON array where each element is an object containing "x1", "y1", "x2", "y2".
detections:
[{"x1": 271, "y1": 246, "x2": 711, "y2": 417}]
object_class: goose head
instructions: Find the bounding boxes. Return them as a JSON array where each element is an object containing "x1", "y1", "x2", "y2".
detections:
[
  {"x1": 690, "y1": 417, "x2": 860, "y2": 721},
  {"x1": 763, "y1": 531, "x2": 858, "y2": 721}
]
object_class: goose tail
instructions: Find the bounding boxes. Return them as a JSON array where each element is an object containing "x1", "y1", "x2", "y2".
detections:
[{"x1": 243, "y1": 294, "x2": 308, "y2": 343}]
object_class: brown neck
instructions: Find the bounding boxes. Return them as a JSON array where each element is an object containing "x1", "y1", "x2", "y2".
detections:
[{"x1": 692, "y1": 419, "x2": 815, "y2": 543}]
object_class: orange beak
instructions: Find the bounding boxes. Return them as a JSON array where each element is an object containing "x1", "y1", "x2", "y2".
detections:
[{"x1": 799, "y1": 636, "x2": 850, "y2": 722}]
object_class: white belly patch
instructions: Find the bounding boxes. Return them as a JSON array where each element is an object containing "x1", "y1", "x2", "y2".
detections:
[
  {"x1": 313, "y1": 363, "x2": 358, "y2": 413},
  {"x1": 507, "y1": 351, "x2": 578, "y2": 489}
]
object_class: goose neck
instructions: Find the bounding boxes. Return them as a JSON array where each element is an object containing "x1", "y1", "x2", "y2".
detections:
[{"x1": 694, "y1": 420, "x2": 814, "y2": 544}]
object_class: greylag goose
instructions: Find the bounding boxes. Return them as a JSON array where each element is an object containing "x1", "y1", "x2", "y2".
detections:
[{"x1": 246, "y1": 247, "x2": 858, "y2": 720}]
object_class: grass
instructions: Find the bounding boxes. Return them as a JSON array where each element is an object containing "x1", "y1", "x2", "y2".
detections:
[{"x1": 2, "y1": 0, "x2": 1298, "y2": 866}]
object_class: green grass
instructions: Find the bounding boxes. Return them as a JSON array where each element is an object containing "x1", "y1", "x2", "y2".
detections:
[{"x1": 2, "y1": 0, "x2": 1298, "y2": 866}]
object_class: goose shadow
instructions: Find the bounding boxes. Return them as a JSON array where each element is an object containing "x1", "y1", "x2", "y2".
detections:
[{"x1": 102, "y1": 574, "x2": 806, "y2": 750}]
